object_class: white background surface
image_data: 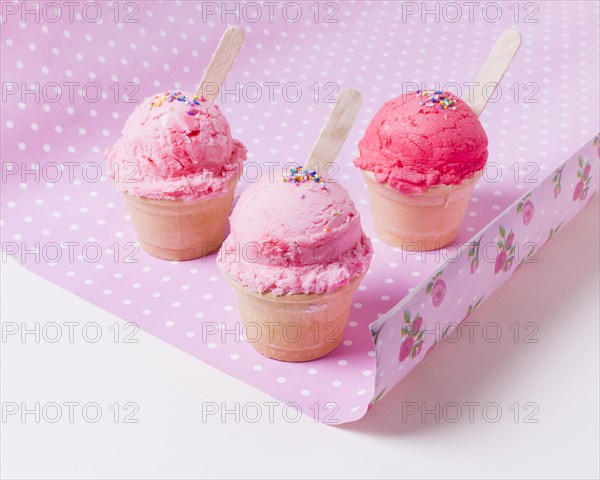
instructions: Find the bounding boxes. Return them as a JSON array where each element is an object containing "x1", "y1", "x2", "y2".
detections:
[{"x1": 1, "y1": 197, "x2": 599, "y2": 480}]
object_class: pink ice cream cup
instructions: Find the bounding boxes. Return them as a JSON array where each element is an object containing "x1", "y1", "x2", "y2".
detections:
[
  {"x1": 104, "y1": 90, "x2": 247, "y2": 260},
  {"x1": 354, "y1": 90, "x2": 488, "y2": 250},
  {"x1": 217, "y1": 169, "x2": 373, "y2": 362}
]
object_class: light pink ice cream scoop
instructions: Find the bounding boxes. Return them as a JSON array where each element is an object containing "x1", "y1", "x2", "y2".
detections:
[
  {"x1": 218, "y1": 168, "x2": 373, "y2": 295},
  {"x1": 105, "y1": 90, "x2": 246, "y2": 200}
]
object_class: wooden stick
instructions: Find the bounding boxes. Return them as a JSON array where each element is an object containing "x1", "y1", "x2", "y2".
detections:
[
  {"x1": 465, "y1": 29, "x2": 521, "y2": 117},
  {"x1": 305, "y1": 88, "x2": 363, "y2": 174},
  {"x1": 195, "y1": 26, "x2": 245, "y2": 102}
]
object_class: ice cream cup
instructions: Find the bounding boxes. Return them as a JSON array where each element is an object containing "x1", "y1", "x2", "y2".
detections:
[
  {"x1": 362, "y1": 170, "x2": 482, "y2": 251},
  {"x1": 226, "y1": 274, "x2": 364, "y2": 362},
  {"x1": 123, "y1": 177, "x2": 238, "y2": 261}
]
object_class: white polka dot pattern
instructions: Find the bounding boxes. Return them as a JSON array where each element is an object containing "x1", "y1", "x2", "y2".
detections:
[{"x1": 0, "y1": 1, "x2": 598, "y2": 423}]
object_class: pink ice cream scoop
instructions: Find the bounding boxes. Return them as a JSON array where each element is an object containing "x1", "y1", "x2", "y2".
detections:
[
  {"x1": 354, "y1": 90, "x2": 488, "y2": 195},
  {"x1": 218, "y1": 168, "x2": 373, "y2": 295},
  {"x1": 104, "y1": 90, "x2": 247, "y2": 201}
]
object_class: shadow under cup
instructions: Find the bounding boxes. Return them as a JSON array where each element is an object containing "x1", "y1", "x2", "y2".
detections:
[{"x1": 362, "y1": 170, "x2": 483, "y2": 251}]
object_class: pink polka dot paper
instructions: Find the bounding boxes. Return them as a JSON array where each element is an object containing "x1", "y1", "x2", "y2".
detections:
[{"x1": 1, "y1": 1, "x2": 598, "y2": 423}]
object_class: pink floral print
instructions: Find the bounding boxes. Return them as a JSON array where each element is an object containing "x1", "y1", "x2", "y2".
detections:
[
  {"x1": 399, "y1": 310, "x2": 425, "y2": 363},
  {"x1": 425, "y1": 271, "x2": 446, "y2": 307},
  {"x1": 552, "y1": 165, "x2": 564, "y2": 198},
  {"x1": 494, "y1": 225, "x2": 516, "y2": 274},
  {"x1": 517, "y1": 193, "x2": 535, "y2": 225},
  {"x1": 573, "y1": 156, "x2": 592, "y2": 201},
  {"x1": 468, "y1": 237, "x2": 482, "y2": 274}
]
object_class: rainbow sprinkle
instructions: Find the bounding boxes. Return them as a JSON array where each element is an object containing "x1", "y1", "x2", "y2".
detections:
[
  {"x1": 415, "y1": 90, "x2": 457, "y2": 110},
  {"x1": 150, "y1": 90, "x2": 206, "y2": 115},
  {"x1": 283, "y1": 165, "x2": 327, "y2": 190}
]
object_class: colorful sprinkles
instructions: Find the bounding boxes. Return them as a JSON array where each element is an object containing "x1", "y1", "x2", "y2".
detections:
[
  {"x1": 415, "y1": 90, "x2": 457, "y2": 110},
  {"x1": 150, "y1": 90, "x2": 206, "y2": 115},
  {"x1": 283, "y1": 165, "x2": 327, "y2": 190},
  {"x1": 281, "y1": 165, "x2": 355, "y2": 233},
  {"x1": 325, "y1": 211, "x2": 354, "y2": 232}
]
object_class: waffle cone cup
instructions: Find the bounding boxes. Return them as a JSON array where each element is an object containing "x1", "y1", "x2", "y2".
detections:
[
  {"x1": 362, "y1": 170, "x2": 482, "y2": 251},
  {"x1": 122, "y1": 178, "x2": 237, "y2": 261},
  {"x1": 227, "y1": 275, "x2": 365, "y2": 362}
]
